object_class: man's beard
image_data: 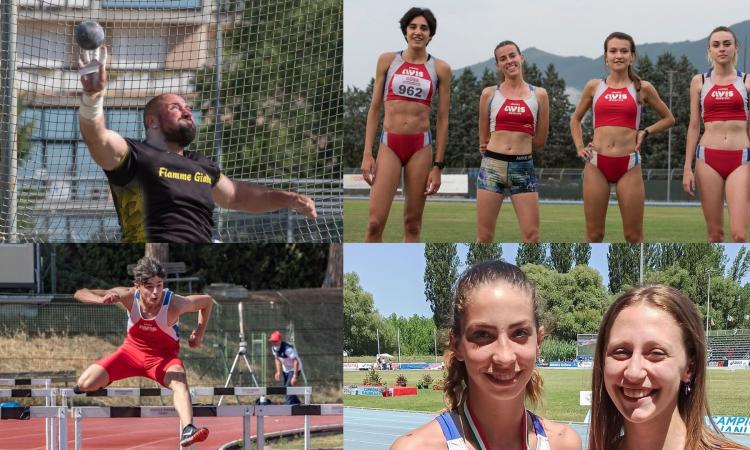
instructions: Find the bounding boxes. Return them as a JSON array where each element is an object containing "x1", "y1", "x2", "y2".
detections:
[{"x1": 163, "y1": 121, "x2": 196, "y2": 147}]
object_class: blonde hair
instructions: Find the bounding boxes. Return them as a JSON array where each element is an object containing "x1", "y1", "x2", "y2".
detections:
[
  {"x1": 589, "y1": 285, "x2": 749, "y2": 450},
  {"x1": 707, "y1": 26, "x2": 739, "y2": 68},
  {"x1": 443, "y1": 260, "x2": 543, "y2": 411}
]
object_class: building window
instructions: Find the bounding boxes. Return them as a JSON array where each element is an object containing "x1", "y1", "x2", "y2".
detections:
[
  {"x1": 18, "y1": 29, "x2": 67, "y2": 68},
  {"x1": 111, "y1": 29, "x2": 167, "y2": 70}
]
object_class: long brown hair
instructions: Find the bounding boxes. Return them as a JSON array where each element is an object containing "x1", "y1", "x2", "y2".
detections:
[
  {"x1": 443, "y1": 260, "x2": 543, "y2": 411},
  {"x1": 604, "y1": 31, "x2": 642, "y2": 104},
  {"x1": 589, "y1": 285, "x2": 749, "y2": 450}
]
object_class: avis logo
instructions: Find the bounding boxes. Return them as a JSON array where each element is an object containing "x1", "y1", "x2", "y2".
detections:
[
  {"x1": 605, "y1": 93, "x2": 628, "y2": 101},
  {"x1": 401, "y1": 68, "x2": 424, "y2": 77},
  {"x1": 504, "y1": 105, "x2": 526, "y2": 114},
  {"x1": 711, "y1": 89, "x2": 734, "y2": 99}
]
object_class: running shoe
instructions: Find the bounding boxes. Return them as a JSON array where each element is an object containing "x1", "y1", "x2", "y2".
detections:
[{"x1": 180, "y1": 424, "x2": 209, "y2": 447}]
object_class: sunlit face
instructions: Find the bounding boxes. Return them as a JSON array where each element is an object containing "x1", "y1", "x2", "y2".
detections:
[
  {"x1": 405, "y1": 16, "x2": 431, "y2": 47},
  {"x1": 155, "y1": 94, "x2": 196, "y2": 146},
  {"x1": 605, "y1": 38, "x2": 635, "y2": 71},
  {"x1": 604, "y1": 303, "x2": 692, "y2": 424},
  {"x1": 453, "y1": 282, "x2": 541, "y2": 401},
  {"x1": 708, "y1": 31, "x2": 736, "y2": 65},
  {"x1": 135, "y1": 276, "x2": 164, "y2": 310},
  {"x1": 495, "y1": 44, "x2": 523, "y2": 77}
]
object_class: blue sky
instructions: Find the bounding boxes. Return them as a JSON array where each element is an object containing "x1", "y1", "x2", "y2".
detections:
[
  {"x1": 344, "y1": 0, "x2": 750, "y2": 88},
  {"x1": 344, "y1": 244, "x2": 750, "y2": 318}
]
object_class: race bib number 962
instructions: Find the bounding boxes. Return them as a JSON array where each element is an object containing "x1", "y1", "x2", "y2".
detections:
[{"x1": 392, "y1": 74, "x2": 431, "y2": 100}]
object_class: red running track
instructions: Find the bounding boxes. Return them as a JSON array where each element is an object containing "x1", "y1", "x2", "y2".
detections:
[{"x1": 0, "y1": 415, "x2": 343, "y2": 449}]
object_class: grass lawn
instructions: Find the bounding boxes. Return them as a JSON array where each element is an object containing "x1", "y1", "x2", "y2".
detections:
[
  {"x1": 343, "y1": 199, "x2": 727, "y2": 242},
  {"x1": 344, "y1": 368, "x2": 750, "y2": 422}
]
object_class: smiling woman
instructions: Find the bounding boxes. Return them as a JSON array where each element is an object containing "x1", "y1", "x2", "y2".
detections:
[
  {"x1": 589, "y1": 285, "x2": 750, "y2": 450},
  {"x1": 390, "y1": 260, "x2": 582, "y2": 450}
]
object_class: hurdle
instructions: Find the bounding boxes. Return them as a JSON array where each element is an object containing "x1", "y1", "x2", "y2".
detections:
[
  {"x1": 0, "y1": 379, "x2": 61, "y2": 450},
  {"x1": 62, "y1": 386, "x2": 316, "y2": 449},
  {"x1": 70, "y1": 403, "x2": 343, "y2": 450},
  {"x1": 0, "y1": 400, "x2": 67, "y2": 450}
]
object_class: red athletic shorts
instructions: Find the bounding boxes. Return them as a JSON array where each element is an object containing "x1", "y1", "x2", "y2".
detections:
[{"x1": 96, "y1": 344, "x2": 183, "y2": 387}]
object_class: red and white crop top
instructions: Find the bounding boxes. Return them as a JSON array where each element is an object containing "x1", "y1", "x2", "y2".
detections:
[
  {"x1": 383, "y1": 51, "x2": 438, "y2": 107},
  {"x1": 488, "y1": 84, "x2": 539, "y2": 135},
  {"x1": 700, "y1": 69, "x2": 749, "y2": 123},
  {"x1": 592, "y1": 81, "x2": 641, "y2": 129}
]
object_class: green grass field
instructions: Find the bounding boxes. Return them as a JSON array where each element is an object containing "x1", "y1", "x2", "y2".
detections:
[
  {"x1": 344, "y1": 199, "x2": 735, "y2": 242},
  {"x1": 343, "y1": 369, "x2": 750, "y2": 422}
]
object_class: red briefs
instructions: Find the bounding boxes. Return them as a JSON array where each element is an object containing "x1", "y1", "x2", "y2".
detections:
[
  {"x1": 695, "y1": 146, "x2": 750, "y2": 179},
  {"x1": 587, "y1": 150, "x2": 641, "y2": 184},
  {"x1": 96, "y1": 344, "x2": 183, "y2": 387},
  {"x1": 380, "y1": 131, "x2": 432, "y2": 165}
]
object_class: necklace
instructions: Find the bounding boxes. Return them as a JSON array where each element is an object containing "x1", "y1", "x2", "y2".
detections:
[{"x1": 461, "y1": 400, "x2": 530, "y2": 450}]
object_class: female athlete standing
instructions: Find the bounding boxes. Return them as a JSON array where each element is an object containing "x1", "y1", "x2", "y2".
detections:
[
  {"x1": 477, "y1": 41, "x2": 549, "y2": 243},
  {"x1": 683, "y1": 26, "x2": 750, "y2": 242},
  {"x1": 571, "y1": 32, "x2": 674, "y2": 242},
  {"x1": 391, "y1": 261, "x2": 582, "y2": 450},
  {"x1": 360, "y1": 7, "x2": 451, "y2": 242}
]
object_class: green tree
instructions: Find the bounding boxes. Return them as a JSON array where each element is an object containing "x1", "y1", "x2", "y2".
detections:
[
  {"x1": 524, "y1": 62, "x2": 543, "y2": 87},
  {"x1": 382, "y1": 313, "x2": 436, "y2": 355},
  {"x1": 549, "y1": 243, "x2": 574, "y2": 273},
  {"x1": 193, "y1": 0, "x2": 341, "y2": 178},
  {"x1": 572, "y1": 243, "x2": 591, "y2": 266},
  {"x1": 466, "y1": 243, "x2": 502, "y2": 266},
  {"x1": 480, "y1": 67, "x2": 497, "y2": 89},
  {"x1": 343, "y1": 272, "x2": 382, "y2": 355},
  {"x1": 539, "y1": 64, "x2": 574, "y2": 168},
  {"x1": 607, "y1": 244, "x2": 641, "y2": 294},
  {"x1": 424, "y1": 243, "x2": 459, "y2": 329},
  {"x1": 448, "y1": 69, "x2": 481, "y2": 168},
  {"x1": 523, "y1": 264, "x2": 608, "y2": 341},
  {"x1": 728, "y1": 247, "x2": 750, "y2": 283},
  {"x1": 343, "y1": 80, "x2": 376, "y2": 168},
  {"x1": 516, "y1": 244, "x2": 548, "y2": 267}
]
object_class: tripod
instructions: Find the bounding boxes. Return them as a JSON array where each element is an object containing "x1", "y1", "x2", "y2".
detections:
[{"x1": 218, "y1": 302, "x2": 259, "y2": 406}]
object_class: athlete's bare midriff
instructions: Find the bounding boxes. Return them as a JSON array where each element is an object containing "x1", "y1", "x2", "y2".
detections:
[
  {"x1": 487, "y1": 131, "x2": 532, "y2": 155},
  {"x1": 700, "y1": 120, "x2": 750, "y2": 149},
  {"x1": 591, "y1": 126, "x2": 638, "y2": 156},
  {"x1": 383, "y1": 101, "x2": 431, "y2": 133}
]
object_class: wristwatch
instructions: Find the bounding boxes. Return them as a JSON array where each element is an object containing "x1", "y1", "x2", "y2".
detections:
[
  {"x1": 433, "y1": 161, "x2": 445, "y2": 170},
  {"x1": 640, "y1": 128, "x2": 650, "y2": 140}
]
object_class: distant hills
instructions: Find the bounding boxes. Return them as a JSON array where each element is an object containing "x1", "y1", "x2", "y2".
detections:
[{"x1": 459, "y1": 19, "x2": 750, "y2": 92}]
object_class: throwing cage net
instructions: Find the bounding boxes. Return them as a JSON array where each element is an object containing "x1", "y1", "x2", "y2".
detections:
[{"x1": 0, "y1": 0, "x2": 342, "y2": 242}]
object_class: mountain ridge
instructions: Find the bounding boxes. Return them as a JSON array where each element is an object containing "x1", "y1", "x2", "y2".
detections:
[{"x1": 458, "y1": 20, "x2": 750, "y2": 90}]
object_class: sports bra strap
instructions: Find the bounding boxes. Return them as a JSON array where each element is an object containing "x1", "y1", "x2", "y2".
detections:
[
  {"x1": 528, "y1": 410, "x2": 547, "y2": 438},
  {"x1": 436, "y1": 411, "x2": 462, "y2": 440}
]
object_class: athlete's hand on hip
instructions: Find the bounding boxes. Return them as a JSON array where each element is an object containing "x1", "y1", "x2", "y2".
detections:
[
  {"x1": 188, "y1": 330, "x2": 203, "y2": 348},
  {"x1": 577, "y1": 143, "x2": 594, "y2": 160},
  {"x1": 425, "y1": 168, "x2": 441, "y2": 195},
  {"x1": 101, "y1": 290, "x2": 120, "y2": 304},
  {"x1": 274, "y1": 371, "x2": 281, "y2": 382},
  {"x1": 361, "y1": 154, "x2": 376, "y2": 186},
  {"x1": 479, "y1": 142, "x2": 488, "y2": 155},
  {"x1": 682, "y1": 169, "x2": 695, "y2": 197},
  {"x1": 291, "y1": 194, "x2": 317, "y2": 219},
  {"x1": 78, "y1": 46, "x2": 108, "y2": 95}
]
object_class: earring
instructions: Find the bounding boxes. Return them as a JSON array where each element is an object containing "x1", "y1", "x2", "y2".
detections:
[{"x1": 683, "y1": 382, "x2": 692, "y2": 396}]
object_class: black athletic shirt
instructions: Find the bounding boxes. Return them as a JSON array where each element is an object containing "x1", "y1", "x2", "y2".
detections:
[{"x1": 104, "y1": 139, "x2": 221, "y2": 243}]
